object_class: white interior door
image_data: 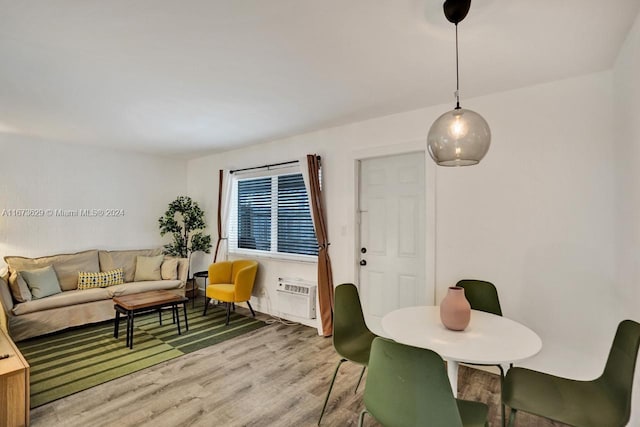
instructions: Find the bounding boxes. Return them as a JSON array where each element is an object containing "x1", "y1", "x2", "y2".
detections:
[{"x1": 358, "y1": 152, "x2": 428, "y2": 335}]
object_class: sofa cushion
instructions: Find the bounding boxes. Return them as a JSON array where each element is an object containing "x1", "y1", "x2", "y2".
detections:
[
  {"x1": 21, "y1": 266, "x2": 62, "y2": 299},
  {"x1": 12, "y1": 287, "x2": 111, "y2": 316},
  {"x1": 161, "y1": 258, "x2": 179, "y2": 280},
  {"x1": 107, "y1": 280, "x2": 184, "y2": 298},
  {"x1": 134, "y1": 255, "x2": 163, "y2": 281},
  {"x1": 5, "y1": 250, "x2": 100, "y2": 291},
  {"x1": 78, "y1": 268, "x2": 124, "y2": 290},
  {"x1": 0, "y1": 272, "x2": 14, "y2": 313},
  {"x1": 98, "y1": 249, "x2": 162, "y2": 282},
  {"x1": 8, "y1": 271, "x2": 32, "y2": 302}
]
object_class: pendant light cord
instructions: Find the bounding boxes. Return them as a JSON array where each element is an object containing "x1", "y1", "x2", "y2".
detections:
[{"x1": 455, "y1": 23, "x2": 460, "y2": 110}]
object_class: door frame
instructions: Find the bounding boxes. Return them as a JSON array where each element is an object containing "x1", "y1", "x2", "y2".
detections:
[{"x1": 352, "y1": 139, "x2": 437, "y2": 306}]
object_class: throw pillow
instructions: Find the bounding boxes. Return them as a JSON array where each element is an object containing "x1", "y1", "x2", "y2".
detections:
[
  {"x1": 78, "y1": 268, "x2": 124, "y2": 290},
  {"x1": 9, "y1": 271, "x2": 32, "y2": 302},
  {"x1": 98, "y1": 248, "x2": 162, "y2": 283},
  {"x1": 134, "y1": 255, "x2": 164, "y2": 281},
  {"x1": 20, "y1": 265, "x2": 62, "y2": 299},
  {"x1": 8, "y1": 271, "x2": 33, "y2": 302},
  {"x1": 5, "y1": 250, "x2": 100, "y2": 291},
  {"x1": 160, "y1": 258, "x2": 179, "y2": 280}
]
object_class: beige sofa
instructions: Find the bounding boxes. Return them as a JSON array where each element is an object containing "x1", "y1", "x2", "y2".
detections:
[{"x1": 0, "y1": 248, "x2": 188, "y2": 342}]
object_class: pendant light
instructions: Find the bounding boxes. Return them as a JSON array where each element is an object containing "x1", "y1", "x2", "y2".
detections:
[{"x1": 427, "y1": 0, "x2": 491, "y2": 167}]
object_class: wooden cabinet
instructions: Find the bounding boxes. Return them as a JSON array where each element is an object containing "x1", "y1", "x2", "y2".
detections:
[{"x1": 0, "y1": 329, "x2": 29, "y2": 427}]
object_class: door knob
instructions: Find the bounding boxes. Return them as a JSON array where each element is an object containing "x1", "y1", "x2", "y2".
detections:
[{"x1": 360, "y1": 260, "x2": 367, "y2": 266}]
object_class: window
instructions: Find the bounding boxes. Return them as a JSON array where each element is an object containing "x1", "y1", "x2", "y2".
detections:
[
  {"x1": 237, "y1": 178, "x2": 272, "y2": 251},
  {"x1": 229, "y1": 171, "x2": 318, "y2": 259}
]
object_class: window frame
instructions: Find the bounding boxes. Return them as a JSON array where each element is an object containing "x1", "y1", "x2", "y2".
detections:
[{"x1": 228, "y1": 165, "x2": 318, "y2": 263}]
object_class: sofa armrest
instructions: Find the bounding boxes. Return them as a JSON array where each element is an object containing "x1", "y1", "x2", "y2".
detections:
[
  {"x1": 0, "y1": 274, "x2": 14, "y2": 334},
  {"x1": 176, "y1": 258, "x2": 189, "y2": 284}
]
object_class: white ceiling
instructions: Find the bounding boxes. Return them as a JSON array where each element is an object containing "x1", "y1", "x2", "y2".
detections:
[{"x1": 0, "y1": 0, "x2": 638, "y2": 158}]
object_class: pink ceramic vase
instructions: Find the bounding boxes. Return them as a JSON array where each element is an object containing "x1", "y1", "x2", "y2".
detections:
[{"x1": 440, "y1": 286, "x2": 471, "y2": 331}]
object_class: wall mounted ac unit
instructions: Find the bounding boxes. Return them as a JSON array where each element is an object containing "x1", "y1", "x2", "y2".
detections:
[{"x1": 276, "y1": 278, "x2": 317, "y2": 319}]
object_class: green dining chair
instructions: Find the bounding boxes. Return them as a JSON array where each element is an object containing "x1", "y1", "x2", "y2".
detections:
[
  {"x1": 359, "y1": 337, "x2": 489, "y2": 427},
  {"x1": 503, "y1": 319, "x2": 640, "y2": 427},
  {"x1": 456, "y1": 279, "x2": 502, "y2": 317},
  {"x1": 456, "y1": 279, "x2": 507, "y2": 379},
  {"x1": 318, "y1": 283, "x2": 377, "y2": 425},
  {"x1": 456, "y1": 279, "x2": 507, "y2": 372},
  {"x1": 456, "y1": 279, "x2": 509, "y2": 426}
]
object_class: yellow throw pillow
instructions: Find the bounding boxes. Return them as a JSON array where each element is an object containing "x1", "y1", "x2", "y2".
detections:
[{"x1": 78, "y1": 268, "x2": 124, "y2": 290}]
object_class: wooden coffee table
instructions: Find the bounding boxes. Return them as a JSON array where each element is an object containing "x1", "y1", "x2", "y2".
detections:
[{"x1": 113, "y1": 290, "x2": 189, "y2": 349}]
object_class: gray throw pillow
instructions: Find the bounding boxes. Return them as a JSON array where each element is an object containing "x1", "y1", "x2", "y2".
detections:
[{"x1": 20, "y1": 265, "x2": 62, "y2": 299}]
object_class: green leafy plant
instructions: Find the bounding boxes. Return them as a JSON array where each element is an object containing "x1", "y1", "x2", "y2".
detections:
[{"x1": 158, "y1": 196, "x2": 212, "y2": 268}]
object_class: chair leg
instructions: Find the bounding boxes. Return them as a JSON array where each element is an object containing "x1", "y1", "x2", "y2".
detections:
[
  {"x1": 232, "y1": 302, "x2": 236, "y2": 311},
  {"x1": 318, "y1": 358, "x2": 347, "y2": 426},
  {"x1": 358, "y1": 410, "x2": 368, "y2": 427},
  {"x1": 499, "y1": 364, "x2": 513, "y2": 427},
  {"x1": 499, "y1": 365, "x2": 505, "y2": 427},
  {"x1": 507, "y1": 408, "x2": 517, "y2": 427},
  {"x1": 247, "y1": 300, "x2": 256, "y2": 317},
  {"x1": 203, "y1": 297, "x2": 211, "y2": 316},
  {"x1": 354, "y1": 366, "x2": 366, "y2": 394},
  {"x1": 225, "y1": 302, "x2": 231, "y2": 325}
]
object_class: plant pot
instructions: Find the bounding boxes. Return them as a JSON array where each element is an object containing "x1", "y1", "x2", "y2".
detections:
[{"x1": 440, "y1": 286, "x2": 471, "y2": 331}]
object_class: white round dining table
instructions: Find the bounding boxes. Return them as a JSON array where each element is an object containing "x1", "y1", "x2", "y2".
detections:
[{"x1": 381, "y1": 306, "x2": 542, "y2": 396}]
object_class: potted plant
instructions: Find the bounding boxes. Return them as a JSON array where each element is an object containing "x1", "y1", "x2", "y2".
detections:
[{"x1": 158, "y1": 196, "x2": 212, "y2": 285}]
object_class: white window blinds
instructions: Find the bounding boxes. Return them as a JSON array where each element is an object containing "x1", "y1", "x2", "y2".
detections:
[{"x1": 229, "y1": 171, "x2": 318, "y2": 258}]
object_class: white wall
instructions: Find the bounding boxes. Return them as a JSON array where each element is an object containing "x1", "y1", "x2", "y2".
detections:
[
  {"x1": 614, "y1": 11, "x2": 640, "y2": 426},
  {"x1": 439, "y1": 73, "x2": 618, "y2": 378},
  {"x1": 188, "y1": 145, "x2": 322, "y2": 327},
  {"x1": 0, "y1": 135, "x2": 187, "y2": 267},
  {"x1": 189, "y1": 70, "x2": 623, "y2": 382},
  {"x1": 614, "y1": 7, "x2": 640, "y2": 328}
]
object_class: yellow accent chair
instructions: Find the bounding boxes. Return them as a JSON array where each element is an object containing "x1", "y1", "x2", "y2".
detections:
[{"x1": 202, "y1": 259, "x2": 258, "y2": 325}]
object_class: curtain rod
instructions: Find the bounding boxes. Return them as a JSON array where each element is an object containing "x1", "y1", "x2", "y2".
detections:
[{"x1": 230, "y1": 156, "x2": 321, "y2": 174}]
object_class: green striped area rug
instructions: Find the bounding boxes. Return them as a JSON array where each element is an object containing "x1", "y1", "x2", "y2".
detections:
[{"x1": 17, "y1": 302, "x2": 267, "y2": 408}]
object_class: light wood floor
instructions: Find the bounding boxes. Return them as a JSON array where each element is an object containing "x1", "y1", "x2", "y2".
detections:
[{"x1": 30, "y1": 308, "x2": 566, "y2": 427}]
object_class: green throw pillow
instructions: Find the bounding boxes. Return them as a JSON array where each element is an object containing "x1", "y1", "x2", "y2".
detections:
[{"x1": 20, "y1": 265, "x2": 62, "y2": 299}]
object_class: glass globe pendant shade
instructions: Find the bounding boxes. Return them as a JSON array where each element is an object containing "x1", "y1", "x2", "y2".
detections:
[{"x1": 427, "y1": 108, "x2": 491, "y2": 166}]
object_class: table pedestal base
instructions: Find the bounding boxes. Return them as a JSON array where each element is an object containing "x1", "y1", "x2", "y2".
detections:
[{"x1": 446, "y1": 359, "x2": 459, "y2": 396}]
